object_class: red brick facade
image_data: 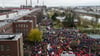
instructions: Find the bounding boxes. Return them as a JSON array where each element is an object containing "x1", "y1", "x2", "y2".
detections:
[
  {"x1": 12, "y1": 20, "x2": 33, "y2": 38},
  {"x1": 18, "y1": 15, "x2": 37, "y2": 28},
  {"x1": 0, "y1": 34, "x2": 23, "y2": 56}
]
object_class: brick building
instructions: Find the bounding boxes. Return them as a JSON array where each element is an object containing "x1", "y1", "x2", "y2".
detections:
[
  {"x1": 0, "y1": 33, "x2": 23, "y2": 56},
  {"x1": 20, "y1": 15, "x2": 37, "y2": 28},
  {"x1": 12, "y1": 20, "x2": 33, "y2": 38}
]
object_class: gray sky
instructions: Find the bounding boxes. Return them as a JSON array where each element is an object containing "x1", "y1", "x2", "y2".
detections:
[{"x1": 0, "y1": 0, "x2": 100, "y2": 7}]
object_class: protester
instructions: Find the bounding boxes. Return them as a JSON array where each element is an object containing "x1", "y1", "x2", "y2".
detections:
[{"x1": 25, "y1": 28, "x2": 98, "y2": 56}]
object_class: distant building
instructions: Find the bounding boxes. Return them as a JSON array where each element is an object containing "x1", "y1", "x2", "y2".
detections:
[
  {"x1": 33, "y1": 11, "x2": 43, "y2": 24},
  {"x1": 35, "y1": 5, "x2": 46, "y2": 9},
  {"x1": 12, "y1": 20, "x2": 33, "y2": 38},
  {"x1": 0, "y1": 9, "x2": 12, "y2": 13},
  {"x1": 20, "y1": 5, "x2": 32, "y2": 8},
  {"x1": 21, "y1": 15, "x2": 37, "y2": 28},
  {"x1": 0, "y1": 33, "x2": 23, "y2": 56},
  {"x1": 0, "y1": 22, "x2": 13, "y2": 33}
]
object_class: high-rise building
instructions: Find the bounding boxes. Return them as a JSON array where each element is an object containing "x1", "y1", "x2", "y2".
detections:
[{"x1": 0, "y1": 33, "x2": 23, "y2": 56}]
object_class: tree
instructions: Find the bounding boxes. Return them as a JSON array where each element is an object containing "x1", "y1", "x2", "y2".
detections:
[
  {"x1": 28, "y1": 28, "x2": 43, "y2": 42},
  {"x1": 62, "y1": 12, "x2": 76, "y2": 27},
  {"x1": 51, "y1": 12, "x2": 58, "y2": 21},
  {"x1": 60, "y1": 12, "x2": 65, "y2": 17}
]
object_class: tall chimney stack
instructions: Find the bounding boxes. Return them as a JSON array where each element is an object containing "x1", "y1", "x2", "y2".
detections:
[
  {"x1": 26, "y1": 0, "x2": 27, "y2": 6},
  {"x1": 30, "y1": 0, "x2": 32, "y2": 7},
  {"x1": 37, "y1": 0, "x2": 39, "y2": 5}
]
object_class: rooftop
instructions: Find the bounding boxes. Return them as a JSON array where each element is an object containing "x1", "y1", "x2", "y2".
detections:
[
  {"x1": 0, "y1": 33, "x2": 22, "y2": 41},
  {"x1": 0, "y1": 8, "x2": 41, "y2": 21},
  {"x1": 0, "y1": 8, "x2": 41, "y2": 28},
  {"x1": 88, "y1": 34, "x2": 100, "y2": 39},
  {"x1": 15, "y1": 20, "x2": 33, "y2": 22},
  {"x1": 74, "y1": 9, "x2": 100, "y2": 16},
  {"x1": 0, "y1": 21, "x2": 9, "y2": 28}
]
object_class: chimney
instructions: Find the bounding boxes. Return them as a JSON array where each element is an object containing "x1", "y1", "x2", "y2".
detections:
[
  {"x1": 37, "y1": 0, "x2": 39, "y2": 5},
  {"x1": 30, "y1": 0, "x2": 32, "y2": 7},
  {"x1": 26, "y1": 0, "x2": 27, "y2": 6}
]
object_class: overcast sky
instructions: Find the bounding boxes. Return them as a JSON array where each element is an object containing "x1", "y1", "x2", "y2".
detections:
[{"x1": 0, "y1": 0, "x2": 100, "y2": 7}]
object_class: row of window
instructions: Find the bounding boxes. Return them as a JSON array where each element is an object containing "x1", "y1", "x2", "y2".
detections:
[
  {"x1": 16, "y1": 29, "x2": 28, "y2": 33},
  {"x1": 1, "y1": 55, "x2": 11, "y2": 56},
  {"x1": 16, "y1": 24, "x2": 28, "y2": 28},
  {"x1": 0, "y1": 45, "x2": 10, "y2": 51}
]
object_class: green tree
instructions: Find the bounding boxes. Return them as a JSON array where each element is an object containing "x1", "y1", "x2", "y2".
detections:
[
  {"x1": 51, "y1": 12, "x2": 58, "y2": 21},
  {"x1": 28, "y1": 28, "x2": 43, "y2": 42},
  {"x1": 60, "y1": 12, "x2": 65, "y2": 17},
  {"x1": 62, "y1": 12, "x2": 76, "y2": 27}
]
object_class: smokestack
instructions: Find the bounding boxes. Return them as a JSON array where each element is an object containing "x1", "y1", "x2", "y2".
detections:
[
  {"x1": 30, "y1": 0, "x2": 32, "y2": 6},
  {"x1": 37, "y1": 0, "x2": 39, "y2": 4},
  {"x1": 26, "y1": 0, "x2": 27, "y2": 6},
  {"x1": 42, "y1": 0, "x2": 44, "y2": 6}
]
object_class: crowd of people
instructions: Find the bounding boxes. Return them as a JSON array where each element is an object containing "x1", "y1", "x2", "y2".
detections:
[{"x1": 28, "y1": 28, "x2": 99, "y2": 56}]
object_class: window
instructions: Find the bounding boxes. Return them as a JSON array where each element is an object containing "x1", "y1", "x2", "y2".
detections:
[
  {"x1": 21, "y1": 24, "x2": 23, "y2": 27},
  {"x1": 18, "y1": 24, "x2": 20, "y2": 27},
  {"x1": 17, "y1": 29, "x2": 19, "y2": 33},
  {"x1": 0, "y1": 45, "x2": 4, "y2": 51},
  {"x1": 24, "y1": 24, "x2": 26, "y2": 27},
  {"x1": 5, "y1": 45, "x2": 10, "y2": 51},
  {"x1": 1, "y1": 55, "x2": 11, "y2": 56},
  {"x1": 7, "y1": 55, "x2": 11, "y2": 56},
  {"x1": 0, "y1": 45, "x2": 10, "y2": 51},
  {"x1": 1, "y1": 55, "x2": 5, "y2": 56},
  {"x1": 26, "y1": 25, "x2": 28, "y2": 27},
  {"x1": 16, "y1": 25, "x2": 17, "y2": 27}
]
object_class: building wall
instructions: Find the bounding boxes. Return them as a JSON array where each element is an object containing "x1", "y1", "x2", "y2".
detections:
[
  {"x1": 19, "y1": 15, "x2": 37, "y2": 28},
  {"x1": 24, "y1": 16, "x2": 37, "y2": 28},
  {"x1": 0, "y1": 35, "x2": 23, "y2": 56},
  {"x1": 12, "y1": 22, "x2": 33, "y2": 38},
  {"x1": 18, "y1": 35, "x2": 24, "y2": 56},
  {"x1": 0, "y1": 41, "x2": 18, "y2": 56}
]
